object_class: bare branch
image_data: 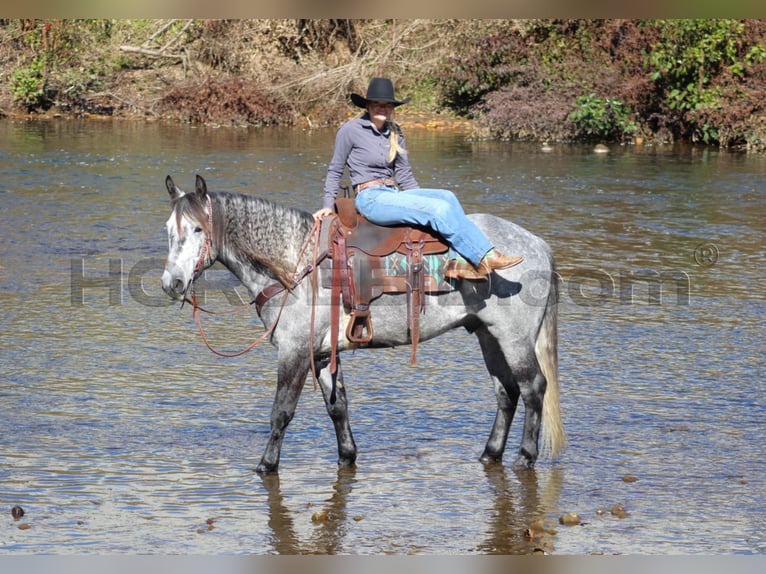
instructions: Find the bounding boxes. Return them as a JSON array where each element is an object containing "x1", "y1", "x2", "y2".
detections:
[
  {"x1": 146, "y1": 20, "x2": 178, "y2": 45},
  {"x1": 118, "y1": 45, "x2": 184, "y2": 60},
  {"x1": 158, "y1": 20, "x2": 193, "y2": 53}
]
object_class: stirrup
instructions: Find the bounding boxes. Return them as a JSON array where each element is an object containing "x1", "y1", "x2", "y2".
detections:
[{"x1": 346, "y1": 309, "x2": 374, "y2": 344}]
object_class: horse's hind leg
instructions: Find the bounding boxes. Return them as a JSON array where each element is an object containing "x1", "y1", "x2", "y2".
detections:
[
  {"x1": 513, "y1": 370, "x2": 546, "y2": 469},
  {"x1": 315, "y1": 357, "x2": 357, "y2": 468},
  {"x1": 256, "y1": 352, "x2": 310, "y2": 474},
  {"x1": 477, "y1": 328, "x2": 544, "y2": 469},
  {"x1": 476, "y1": 328, "x2": 520, "y2": 465}
]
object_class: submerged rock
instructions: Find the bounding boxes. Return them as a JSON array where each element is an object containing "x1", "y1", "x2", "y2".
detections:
[
  {"x1": 559, "y1": 512, "x2": 581, "y2": 526},
  {"x1": 611, "y1": 503, "x2": 629, "y2": 518},
  {"x1": 311, "y1": 510, "x2": 329, "y2": 523}
]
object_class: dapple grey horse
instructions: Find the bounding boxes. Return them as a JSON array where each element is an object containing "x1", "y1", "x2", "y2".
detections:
[{"x1": 161, "y1": 175, "x2": 564, "y2": 474}]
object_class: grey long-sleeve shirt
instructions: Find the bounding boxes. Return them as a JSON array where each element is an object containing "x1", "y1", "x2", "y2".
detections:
[{"x1": 322, "y1": 113, "x2": 419, "y2": 210}]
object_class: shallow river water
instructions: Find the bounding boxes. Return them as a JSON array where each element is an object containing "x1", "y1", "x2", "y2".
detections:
[{"x1": 0, "y1": 119, "x2": 763, "y2": 555}]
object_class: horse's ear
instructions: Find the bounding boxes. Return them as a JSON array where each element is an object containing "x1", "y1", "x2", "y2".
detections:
[
  {"x1": 195, "y1": 174, "x2": 208, "y2": 198},
  {"x1": 165, "y1": 175, "x2": 185, "y2": 200}
]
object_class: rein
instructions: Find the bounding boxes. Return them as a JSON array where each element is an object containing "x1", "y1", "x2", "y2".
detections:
[
  {"x1": 189, "y1": 290, "x2": 282, "y2": 358},
  {"x1": 183, "y1": 197, "x2": 322, "y2": 361}
]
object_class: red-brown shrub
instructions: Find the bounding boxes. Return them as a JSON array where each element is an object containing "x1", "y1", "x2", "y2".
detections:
[{"x1": 159, "y1": 78, "x2": 294, "y2": 127}]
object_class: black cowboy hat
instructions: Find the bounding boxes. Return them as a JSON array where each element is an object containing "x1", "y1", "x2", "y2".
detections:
[{"x1": 350, "y1": 77, "x2": 411, "y2": 108}]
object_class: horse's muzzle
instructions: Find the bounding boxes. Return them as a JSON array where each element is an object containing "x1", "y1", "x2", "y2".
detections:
[{"x1": 161, "y1": 269, "x2": 187, "y2": 300}]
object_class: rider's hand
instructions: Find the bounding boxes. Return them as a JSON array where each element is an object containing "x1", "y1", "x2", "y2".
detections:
[{"x1": 312, "y1": 207, "x2": 334, "y2": 222}]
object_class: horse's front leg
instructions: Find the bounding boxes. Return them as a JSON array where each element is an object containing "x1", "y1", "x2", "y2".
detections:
[
  {"x1": 316, "y1": 357, "x2": 357, "y2": 468},
  {"x1": 256, "y1": 352, "x2": 310, "y2": 474}
]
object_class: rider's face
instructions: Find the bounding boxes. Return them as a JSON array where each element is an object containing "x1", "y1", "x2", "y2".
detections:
[{"x1": 368, "y1": 101, "x2": 395, "y2": 128}]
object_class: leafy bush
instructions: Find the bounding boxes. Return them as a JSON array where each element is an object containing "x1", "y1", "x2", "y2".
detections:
[
  {"x1": 5, "y1": 20, "x2": 130, "y2": 114},
  {"x1": 443, "y1": 19, "x2": 766, "y2": 148},
  {"x1": 647, "y1": 20, "x2": 759, "y2": 112},
  {"x1": 9, "y1": 57, "x2": 47, "y2": 110},
  {"x1": 568, "y1": 93, "x2": 637, "y2": 141},
  {"x1": 646, "y1": 19, "x2": 766, "y2": 145}
]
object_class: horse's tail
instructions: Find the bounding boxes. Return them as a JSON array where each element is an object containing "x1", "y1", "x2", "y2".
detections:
[{"x1": 535, "y1": 261, "x2": 565, "y2": 459}]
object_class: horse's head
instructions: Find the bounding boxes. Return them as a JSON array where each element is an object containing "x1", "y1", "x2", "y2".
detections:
[{"x1": 161, "y1": 174, "x2": 215, "y2": 301}]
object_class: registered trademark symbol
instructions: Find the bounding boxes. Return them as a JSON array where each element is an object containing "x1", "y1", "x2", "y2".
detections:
[{"x1": 693, "y1": 243, "x2": 719, "y2": 267}]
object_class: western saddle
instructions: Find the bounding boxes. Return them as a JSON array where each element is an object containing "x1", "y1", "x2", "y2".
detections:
[{"x1": 321, "y1": 196, "x2": 453, "y2": 369}]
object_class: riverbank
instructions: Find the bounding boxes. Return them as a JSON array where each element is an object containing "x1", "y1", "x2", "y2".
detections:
[
  {"x1": 0, "y1": 106, "x2": 477, "y2": 134},
  {"x1": 2, "y1": 20, "x2": 764, "y2": 151}
]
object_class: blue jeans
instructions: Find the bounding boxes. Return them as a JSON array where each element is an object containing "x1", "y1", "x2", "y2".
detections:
[{"x1": 355, "y1": 185, "x2": 493, "y2": 266}]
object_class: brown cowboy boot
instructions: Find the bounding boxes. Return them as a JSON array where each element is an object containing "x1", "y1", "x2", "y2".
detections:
[
  {"x1": 445, "y1": 259, "x2": 488, "y2": 281},
  {"x1": 445, "y1": 251, "x2": 523, "y2": 281},
  {"x1": 478, "y1": 250, "x2": 524, "y2": 273}
]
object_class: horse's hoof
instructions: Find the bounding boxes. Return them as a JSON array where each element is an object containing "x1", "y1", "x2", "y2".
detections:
[
  {"x1": 479, "y1": 452, "x2": 503, "y2": 465},
  {"x1": 512, "y1": 454, "x2": 536, "y2": 470},
  {"x1": 255, "y1": 462, "x2": 278, "y2": 475}
]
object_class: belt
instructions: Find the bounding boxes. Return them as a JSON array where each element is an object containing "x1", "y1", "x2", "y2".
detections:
[{"x1": 354, "y1": 178, "x2": 396, "y2": 194}]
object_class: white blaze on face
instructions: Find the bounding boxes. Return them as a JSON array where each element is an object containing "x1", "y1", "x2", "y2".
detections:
[{"x1": 161, "y1": 210, "x2": 207, "y2": 299}]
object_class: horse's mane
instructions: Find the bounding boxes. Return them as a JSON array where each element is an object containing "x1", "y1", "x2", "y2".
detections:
[{"x1": 173, "y1": 189, "x2": 315, "y2": 287}]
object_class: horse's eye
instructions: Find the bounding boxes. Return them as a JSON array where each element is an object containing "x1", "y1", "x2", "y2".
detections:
[{"x1": 193, "y1": 226, "x2": 203, "y2": 233}]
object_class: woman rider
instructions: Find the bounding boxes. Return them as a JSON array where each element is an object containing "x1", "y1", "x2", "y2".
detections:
[{"x1": 312, "y1": 77, "x2": 522, "y2": 280}]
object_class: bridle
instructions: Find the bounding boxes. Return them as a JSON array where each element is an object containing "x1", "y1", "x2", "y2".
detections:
[
  {"x1": 179, "y1": 195, "x2": 322, "y2": 364},
  {"x1": 194, "y1": 195, "x2": 214, "y2": 275}
]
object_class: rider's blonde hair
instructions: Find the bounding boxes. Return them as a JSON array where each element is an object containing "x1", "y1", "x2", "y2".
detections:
[{"x1": 386, "y1": 120, "x2": 406, "y2": 164}]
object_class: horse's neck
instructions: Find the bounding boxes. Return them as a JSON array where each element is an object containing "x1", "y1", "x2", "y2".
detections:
[{"x1": 213, "y1": 193, "x2": 311, "y2": 288}]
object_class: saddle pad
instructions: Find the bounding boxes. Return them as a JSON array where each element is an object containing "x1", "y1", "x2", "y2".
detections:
[
  {"x1": 320, "y1": 251, "x2": 455, "y2": 294},
  {"x1": 381, "y1": 251, "x2": 453, "y2": 287}
]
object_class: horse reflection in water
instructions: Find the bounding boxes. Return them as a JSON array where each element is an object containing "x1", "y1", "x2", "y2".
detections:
[
  {"x1": 260, "y1": 467, "x2": 563, "y2": 554},
  {"x1": 160, "y1": 175, "x2": 565, "y2": 474},
  {"x1": 261, "y1": 470, "x2": 357, "y2": 554},
  {"x1": 478, "y1": 465, "x2": 564, "y2": 554}
]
